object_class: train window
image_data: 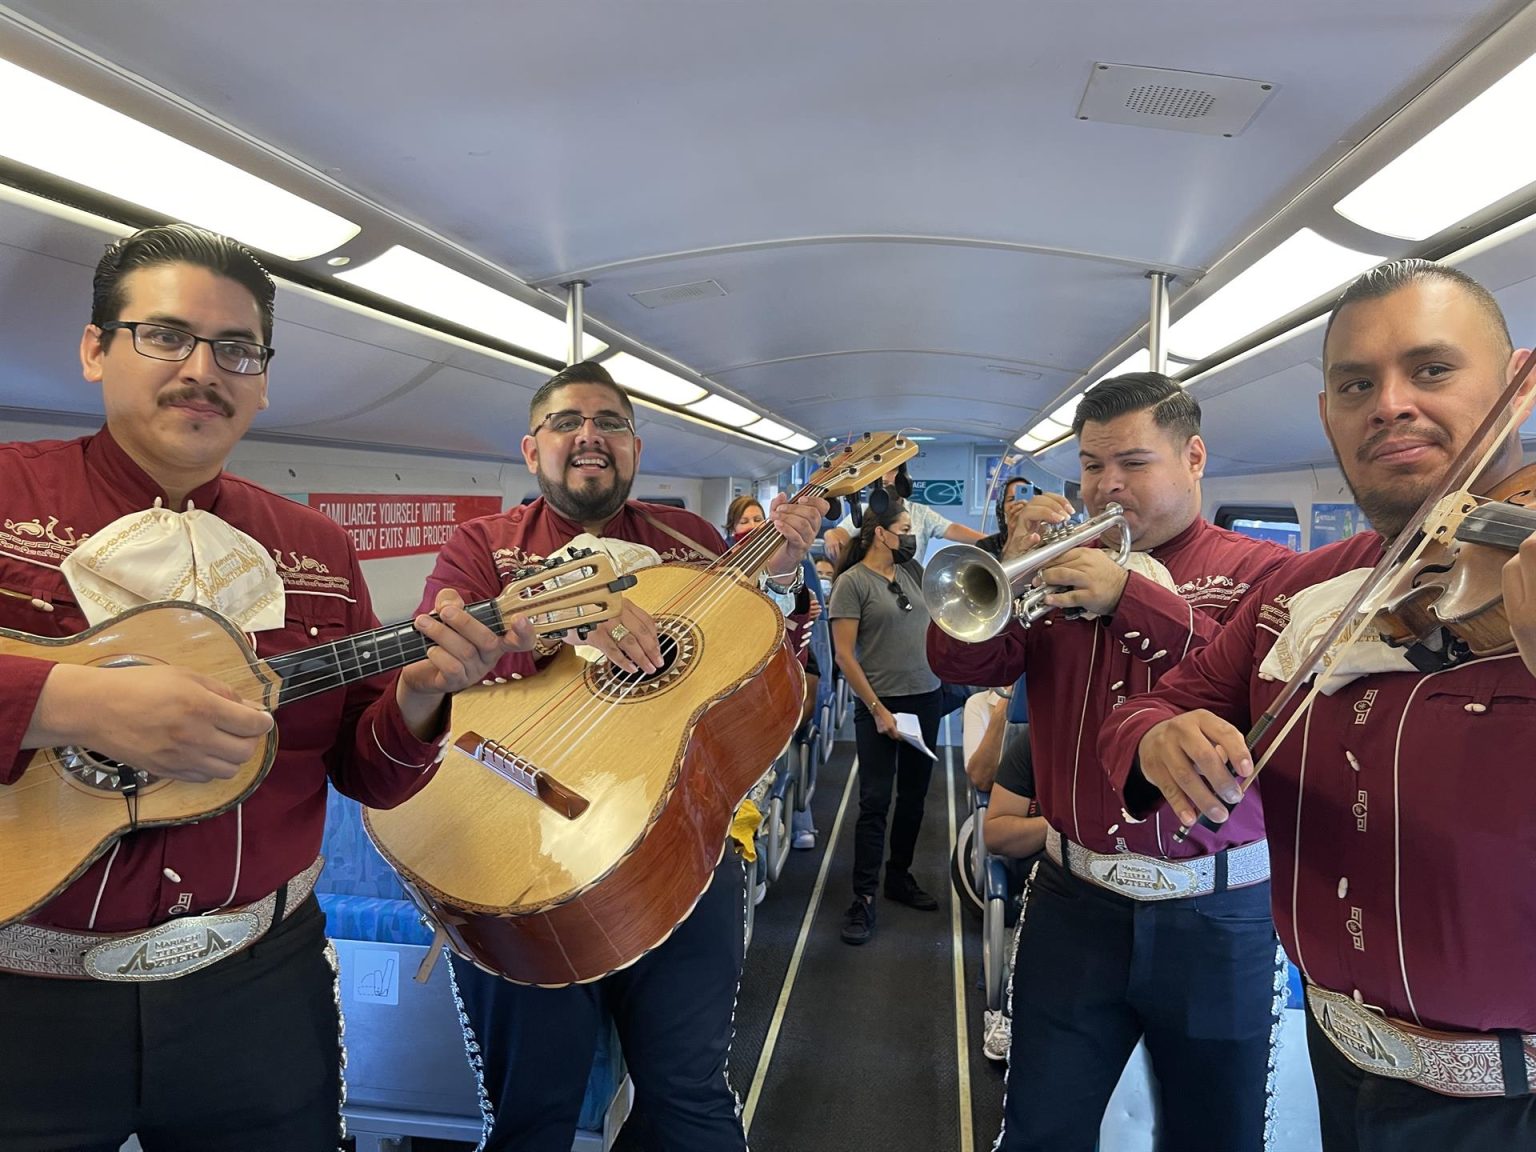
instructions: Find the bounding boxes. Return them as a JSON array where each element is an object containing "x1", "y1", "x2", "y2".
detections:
[
  {"x1": 1215, "y1": 504, "x2": 1302, "y2": 551},
  {"x1": 638, "y1": 496, "x2": 687, "y2": 508}
]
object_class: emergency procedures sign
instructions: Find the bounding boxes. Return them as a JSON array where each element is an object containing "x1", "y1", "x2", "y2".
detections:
[{"x1": 309, "y1": 494, "x2": 502, "y2": 559}]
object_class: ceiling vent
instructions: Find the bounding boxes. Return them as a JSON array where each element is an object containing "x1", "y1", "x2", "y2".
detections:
[
  {"x1": 1076, "y1": 63, "x2": 1275, "y2": 138},
  {"x1": 629, "y1": 279, "x2": 727, "y2": 308}
]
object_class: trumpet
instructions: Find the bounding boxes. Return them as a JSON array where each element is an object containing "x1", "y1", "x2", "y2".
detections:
[{"x1": 922, "y1": 503, "x2": 1130, "y2": 642}]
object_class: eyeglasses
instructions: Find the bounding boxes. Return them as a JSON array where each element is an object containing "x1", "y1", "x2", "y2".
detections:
[
  {"x1": 887, "y1": 578, "x2": 913, "y2": 612},
  {"x1": 532, "y1": 410, "x2": 635, "y2": 437},
  {"x1": 98, "y1": 321, "x2": 273, "y2": 375}
]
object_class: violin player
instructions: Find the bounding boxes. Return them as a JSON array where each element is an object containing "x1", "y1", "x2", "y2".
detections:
[{"x1": 1100, "y1": 260, "x2": 1536, "y2": 1150}]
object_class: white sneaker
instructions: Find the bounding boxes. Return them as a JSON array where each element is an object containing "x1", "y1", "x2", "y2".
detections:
[
  {"x1": 754, "y1": 879, "x2": 767, "y2": 906},
  {"x1": 982, "y1": 1009, "x2": 1011, "y2": 1063},
  {"x1": 792, "y1": 829, "x2": 816, "y2": 850}
]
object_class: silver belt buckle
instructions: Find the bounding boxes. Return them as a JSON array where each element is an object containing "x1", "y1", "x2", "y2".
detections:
[
  {"x1": 1307, "y1": 987, "x2": 1424, "y2": 1081},
  {"x1": 1085, "y1": 853, "x2": 1197, "y2": 899},
  {"x1": 84, "y1": 911, "x2": 261, "y2": 982}
]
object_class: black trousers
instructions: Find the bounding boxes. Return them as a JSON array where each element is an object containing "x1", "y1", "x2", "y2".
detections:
[
  {"x1": 850, "y1": 689, "x2": 943, "y2": 898},
  {"x1": 1307, "y1": 1005, "x2": 1536, "y2": 1150},
  {"x1": 449, "y1": 855, "x2": 748, "y2": 1152},
  {"x1": 998, "y1": 857, "x2": 1280, "y2": 1152},
  {"x1": 0, "y1": 895, "x2": 341, "y2": 1152}
]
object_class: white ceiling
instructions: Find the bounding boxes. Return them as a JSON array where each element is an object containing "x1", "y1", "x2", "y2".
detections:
[{"x1": 0, "y1": 0, "x2": 1532, "y2": 478}]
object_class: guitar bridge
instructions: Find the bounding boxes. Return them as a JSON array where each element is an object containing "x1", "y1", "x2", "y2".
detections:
[{"x1": 453, "y1": 732, "x2": 589, "y2": 820}]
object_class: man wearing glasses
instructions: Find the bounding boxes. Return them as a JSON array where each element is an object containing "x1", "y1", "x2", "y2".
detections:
[
  {"x1": 413, "y1": 359, "x2": 826, "y2": 1152},
  {"x1": 0, "y1": 224, "x2": 522, "y2": 1150},
  {"x1": 927, "y1": 374, "x2": 1292, "y2": 1151}
]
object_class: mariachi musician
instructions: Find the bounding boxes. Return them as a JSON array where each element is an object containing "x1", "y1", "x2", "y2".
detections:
[
  {"x1": 1102, "y1": 261, "x2": 1536, "y2": 1150},
  {"x1": 0, "y1": 225, "x2": 520, "y2": 1151},
  {"x1": 927, "y1": 372, "x2": 1292, "y2": 1151},
  {"x1": 412, "y1": 360, "x2": 826, "y2": 1152}
]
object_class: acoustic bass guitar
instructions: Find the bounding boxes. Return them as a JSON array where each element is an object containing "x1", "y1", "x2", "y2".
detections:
[
  {"x1": 366, "y1": 432, "x2": 917, "y2": 985},
  {"x1": 0, "y1": 551, "x2": 630, "y2": 926}
]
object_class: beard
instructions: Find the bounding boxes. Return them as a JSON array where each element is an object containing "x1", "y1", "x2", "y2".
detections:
[
  {"x1": 1337, "y1": 424, "x2": 1452, "y2": 539},
  {"x1": 537, "y1": 463, "x2": 634, "y2": 525}
]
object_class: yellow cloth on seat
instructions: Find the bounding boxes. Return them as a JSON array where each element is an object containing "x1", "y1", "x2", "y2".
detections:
[{"x1": 732, "y1": 799, "x2": 764, "y2": 862}]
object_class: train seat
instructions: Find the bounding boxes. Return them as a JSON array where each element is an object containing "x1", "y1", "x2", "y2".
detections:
[{"x1": 317, "y1": 789, "x2": 629, "y2": 1151}]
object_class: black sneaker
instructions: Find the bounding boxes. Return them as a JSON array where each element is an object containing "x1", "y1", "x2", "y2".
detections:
[
  {"x1": 840, "y1": 896, "x2": 875, "y2": 944},
  {"x1": 884, "y1": 871, "x2": 939, "y2": 911}
]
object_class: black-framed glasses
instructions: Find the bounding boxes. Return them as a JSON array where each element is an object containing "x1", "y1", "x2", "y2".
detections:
[
  {"x1": 887, "y1": 578, "x2": 913, "y2": 612},
  {"x1": 99, "y1": 321, "x2": 273, "y2": 375},
  {"x1": 532, "y1": 410, "x2": 635, "y2": 437}
]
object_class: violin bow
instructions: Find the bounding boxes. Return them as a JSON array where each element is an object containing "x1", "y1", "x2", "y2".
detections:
[{"x1": 1177, "y1": 342, "x2": 1536, "y2": 841}]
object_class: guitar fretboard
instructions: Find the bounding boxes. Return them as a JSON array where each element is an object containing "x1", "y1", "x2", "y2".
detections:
[{"x1": 267, "y1": 600, "x2": 504, "y2": 707}]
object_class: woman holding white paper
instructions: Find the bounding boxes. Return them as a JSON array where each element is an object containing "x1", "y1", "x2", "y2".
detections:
[{"x1": 828, "y1": 503, "x2": 945, "y2": 945}]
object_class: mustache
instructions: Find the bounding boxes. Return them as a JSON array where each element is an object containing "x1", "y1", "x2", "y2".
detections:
[
  {"x1": 159, "y1": 386, "x2": 234, "y2": 418},
  {"x1": 1357, "y1": 425, "x2": 1448, "y2": 462}
]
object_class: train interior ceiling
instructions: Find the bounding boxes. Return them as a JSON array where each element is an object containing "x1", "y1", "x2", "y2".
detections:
[{"x1": 3, "y1": 2, "x2": 1536, "y2": 1150}]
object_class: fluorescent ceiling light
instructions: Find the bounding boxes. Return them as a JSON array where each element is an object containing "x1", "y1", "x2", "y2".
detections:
[
  {"x1": 1015, "y1": 428, "x2": 1065, "y2": 452},
  {"x1": 1167, "y1": 230, "x2": 1379, "y2": 361},
  {"x1": 605, "y1": 352, "x2": 706, "y2": 405},
  {"x1": 742, "y1": 417, "x2": 795, "y2": 443},
  {"x1": 336, "y1": 247, "x2": 597, "y2": 361},
  {"x1": 784, "y1": 433, "x2": 818, "y2": 452},
  {"x1": 908, "y1": 435, "x2": 936, "y2": 441},
  {"x1": 1046, "y1": 397, "x2": 1081, "y2": 426},
  {"x1": 0, "y1": 58, "x2": 358, "y2": 261},
  {"x1": 1335, "y1": 54, "x2": 1536, "y2": 241},
  {"x1": 1096, "y1": 348, "x2": 1149, "y2": 384},
  {"x1": 685, "y1": 394, "x2": 758, "y2": 427}
]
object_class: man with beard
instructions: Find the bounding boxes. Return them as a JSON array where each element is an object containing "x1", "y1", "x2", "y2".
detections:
[
  {"x1": 413, "y1": 360, "x2": 825, "y2": 1152},
  {"x1": 0, "y1": 225, "x2": 523, "y2": 1151},
  {"x1": 927, "y1": 373, "x2": 1292, "y2": 1151},
  {"x1": 1100, "y1": 260, "x2": 1536, "y2": 1149}
]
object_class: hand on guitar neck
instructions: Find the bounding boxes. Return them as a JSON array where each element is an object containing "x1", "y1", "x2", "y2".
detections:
[
  {"x1": 397, "y1": 586, "x2": 543, "y2": 738},
  {"x1": 23, "y1": 662, "x2": 274, "y2": 784}
]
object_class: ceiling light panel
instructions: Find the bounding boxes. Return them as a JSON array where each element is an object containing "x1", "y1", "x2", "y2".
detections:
[
  {"x1": 743, "y1": 417, "x2": 795, "y2": 442},
  {"x1": 1167, "y1": 230, "x2": 1380, "y2": 362},
  {"x1": 784, "y1": 433, "x2": 818, "y2": 452},
  {"x1": 336, "y1": 246, "x2": 597, "y2": 361},
  {"x1": 1335, "y1": 54, "x2": 1536, "y2": 241},
  {"x1": 685, "y1": 393, "x2": 759, "y2": 427},
  {"x1": 0, "y1": 58, "x2": 358, "y2": 261},
  {"x1": 605, "y1": 352, "x2": 707, "y2": 404}
]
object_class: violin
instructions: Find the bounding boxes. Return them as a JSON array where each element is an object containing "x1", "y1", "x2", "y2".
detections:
[{"x1": 1374, "y1": 463, "x2": 1536, "y2": 667}]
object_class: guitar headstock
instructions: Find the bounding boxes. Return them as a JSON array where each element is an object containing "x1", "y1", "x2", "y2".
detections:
[
  {"x1": 495, "y1": 550, "x2": 635, "y2": 636},
  {"x1": 809, "y1": 433, "x2": 918, "y2": 498}
]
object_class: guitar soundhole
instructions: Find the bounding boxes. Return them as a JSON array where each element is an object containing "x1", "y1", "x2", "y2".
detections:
[
  {"x1": 56, "y1": 746, "x2": 156, "y2": 793},
  {"x1": 586, "y1": 616, "x2": 700, "y2": 702}
]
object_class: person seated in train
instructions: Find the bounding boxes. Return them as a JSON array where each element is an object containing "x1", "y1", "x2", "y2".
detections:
[
  {"x1": 0, "y1": 224, "x2": 520, "y2": 1152},
  {"x1": 411, "y1": 360, "x2": 824, "y2": 1152},
  {"x1": 1102, "y1": 260, "x2": 1536, "y2": 1151},
  {"x1": 821, "y1": 460, "x2": 984, "y2": 565},
  {"x1": 978, "y1": 718, "x2": 1050, "y2": 1065},
  {"x1": 828, "y1": 503, "x2": 946, "y2": 943},
  {"x1": 928, "y1": 372, "x2": 1292, "y2": 1151}
]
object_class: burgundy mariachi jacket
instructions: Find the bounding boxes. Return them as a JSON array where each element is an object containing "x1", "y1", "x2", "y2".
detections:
[
  {"x1": 1098, "y1": 531, "x2": 1536, "y2": 1033},
  {"x1": 0, "y1": 429, "x2": 442, "y2": 933},
  {"x1": 928, "y1": 517, "x2": 1290, "y2": 860}
]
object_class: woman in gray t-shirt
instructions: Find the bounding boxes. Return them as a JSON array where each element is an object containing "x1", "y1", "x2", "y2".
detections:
[{"x1": 827, "y1": 504, "x2": 945, "y2": 946}]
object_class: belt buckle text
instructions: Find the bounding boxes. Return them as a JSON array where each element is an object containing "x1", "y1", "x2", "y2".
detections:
[
  {"x1": 1085, "y1": 853, "x2": 1196, "y2": 899},
  {"x1": 1307, "y1": 987, "x2": 1424, "y2": 1081},
  {"x1": 84, "y1": 911, "x2": 261, "y2": 982}
]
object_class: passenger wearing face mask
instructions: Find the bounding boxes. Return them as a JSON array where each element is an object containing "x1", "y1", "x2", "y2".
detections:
[{"x1": 828, "y1": 504, "x2": 944, "y2": 944}]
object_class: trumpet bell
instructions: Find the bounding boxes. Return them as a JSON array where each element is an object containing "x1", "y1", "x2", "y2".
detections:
[{"x1": 923, "y1": 545, "x2": 1015, "y2": 643}]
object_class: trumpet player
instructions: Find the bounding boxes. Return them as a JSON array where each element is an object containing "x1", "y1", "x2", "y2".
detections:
[{"x1": 927, "y1": 373, "x2": 1291, "y2": 1152}]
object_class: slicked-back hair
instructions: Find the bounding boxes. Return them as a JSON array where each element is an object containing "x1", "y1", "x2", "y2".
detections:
[
  {"x1": 92, "y1": 224, "x2": 276, "y2": 343},
  {"x1": 1324, "y1": 259, "x2": 1512, "y2": 356},
  {"x1": 529, "y1": 360, "x2": 635, "y2": 426},
  {"x1": 1070, "y1": 372, "x2": 1200, "y2": 445},
  {"x1": 834, "y1": 500, "x2": 908, "y2": 579}
]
